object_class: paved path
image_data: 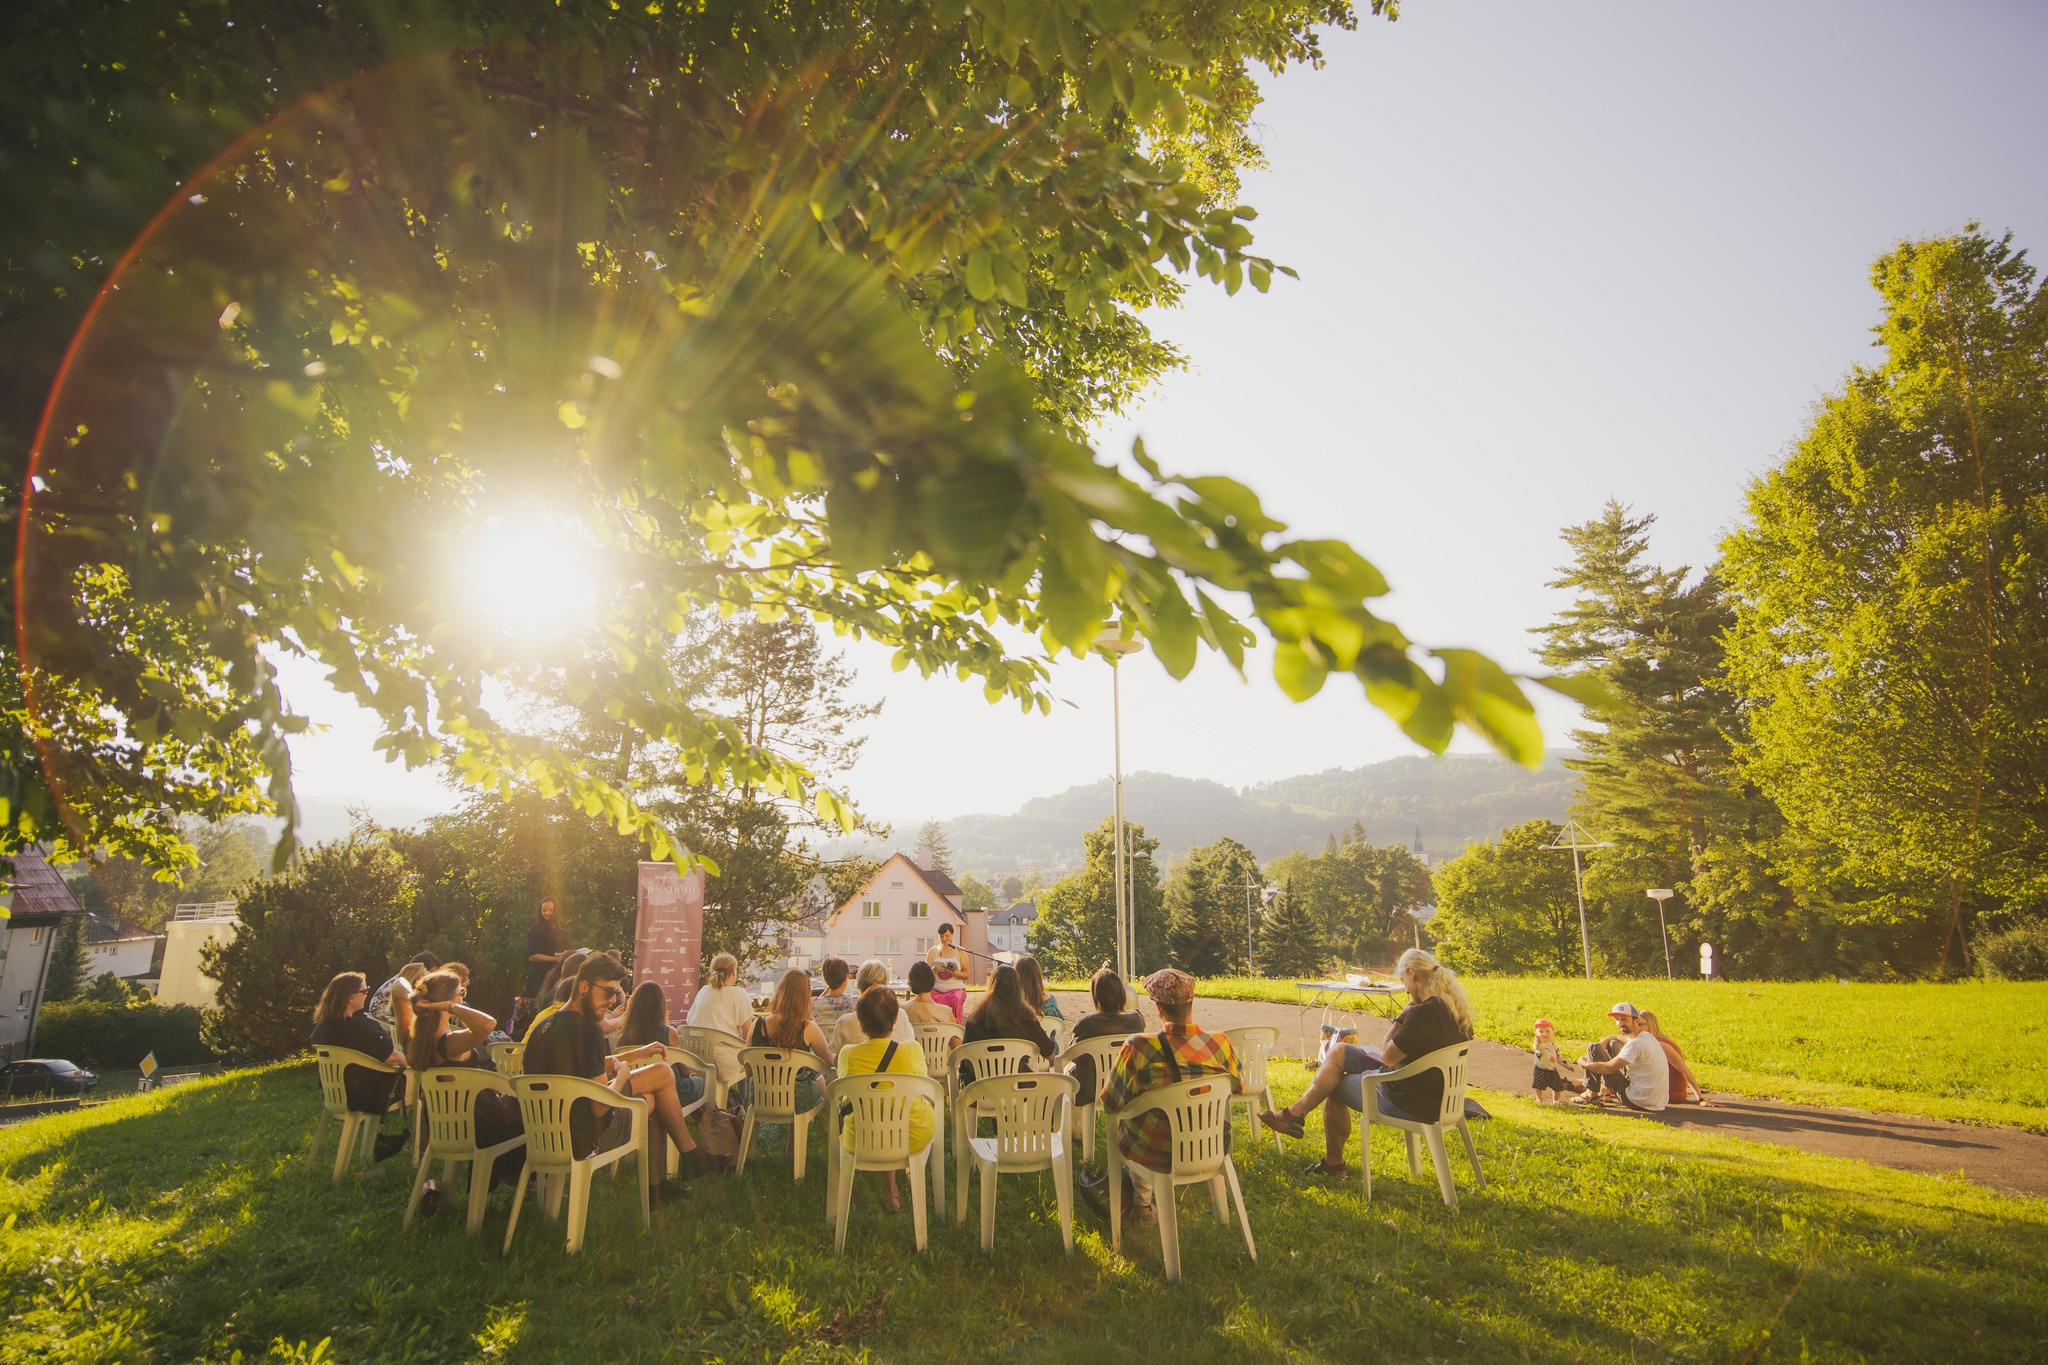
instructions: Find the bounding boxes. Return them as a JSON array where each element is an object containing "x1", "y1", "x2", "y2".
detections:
[{"x1": 1053, "y1": 991, "x2": 2048, "y2": 1201}]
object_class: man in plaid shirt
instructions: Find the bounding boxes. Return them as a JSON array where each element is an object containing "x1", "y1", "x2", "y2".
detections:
[{"x1": 1099, "y1": 967, "x2": 1243, "y2": 1218}]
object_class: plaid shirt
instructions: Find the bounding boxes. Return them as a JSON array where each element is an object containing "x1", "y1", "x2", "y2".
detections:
[{"x1": 1103, "y1": 1023, "x2": 1243, "y2": 1172}]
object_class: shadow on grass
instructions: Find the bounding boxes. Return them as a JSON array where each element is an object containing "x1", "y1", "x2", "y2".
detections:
[{"x1": 2, "y1": 1063, "x2": 2045, "y2": 1363}]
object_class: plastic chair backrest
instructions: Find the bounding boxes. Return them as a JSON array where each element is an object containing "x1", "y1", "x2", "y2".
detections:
[
  {"x1": 1222, "y1": 1026, "x2": 1278, "y2": 1094},
  {"x1": 913, "y1": 1022, "x2": 964, "y2": 1074},
  {"x1": 740, "y1": 1046, "x2": 827, "y2": 1116},
  {"x1": 511, "y1": 1073, "x2": 614, "y2": 1172},
  {"x1": 1400, "y1": 1042, "x2": 1472, "y2": 1126},
  {"x1": 1042, "y1": 1016, "x2": 1068, "y2": 1054},
  {"x1": 677, "y1": 1024, "x2": 744, "y2": 1067},
  {"x1": 961, "y1": 1073, "x2": 1077, "y2": 1165},
  {"x1": 487, "y1": 1041, "x2": 524, "y2": 1077},
  {"x1": 833, "y1": 1073, "x2": 943, "y2": 1164},
  {"x1": 313, "y1": 1046, "x2": 390, "y2": 1118},
  {"x1": 1148, "y1": 1075, "x2": 1233, "y2": 1178},
  {"x1": 1057, "y1": 1035, "x2": 1135, "y2": 1107},
  {"x1": 664, "y1": 1043, "x2": 713, "y2": 1077},
  {"x1": 419, "y1": 1068, "x2": 510, "y2": 1154},
  {"x1": 954, "y1": 1038, "x2": 1034, "y2": 1086}
]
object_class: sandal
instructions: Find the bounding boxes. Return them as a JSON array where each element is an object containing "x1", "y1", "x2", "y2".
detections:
[
  {"x1": 1259, "y1": 1108, "x2": 1307, "y2": 1140},
  {"x1": 1302, "y1": 1159, "x2": 1349, "y2": 1178}
]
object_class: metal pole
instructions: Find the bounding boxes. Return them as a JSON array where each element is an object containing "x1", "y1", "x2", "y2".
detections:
[
  {"x1": 1246, "y1": 884, "x2": 1255, "y2": 978},
  {"x1": 1111, "y1": 656, "x2": 1127, "y2": 982},
  {"x1": 1659, "y1": 900, "x2": 1672, "y2": 979},
  {"x1": 1572, "y1": 842, "x2": 1591, "y2": 982}
]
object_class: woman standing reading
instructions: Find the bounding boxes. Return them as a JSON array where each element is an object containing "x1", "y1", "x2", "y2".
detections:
[{"x1": 926, "y1": 923, "x2": 969, "y2": 1023}]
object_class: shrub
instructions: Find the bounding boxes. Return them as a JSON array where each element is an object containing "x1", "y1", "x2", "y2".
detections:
[
  {"x1": 35, "y1": 998, "x2": 215, "y2": 1072},
  {"x1": 1977, "y1": 922, "x2": 2048, "y2": 981}
]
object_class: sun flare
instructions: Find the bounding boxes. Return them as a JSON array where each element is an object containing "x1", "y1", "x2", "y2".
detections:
[{"x1": 456, "y1": 515, "x2": 601, "y2": 639}]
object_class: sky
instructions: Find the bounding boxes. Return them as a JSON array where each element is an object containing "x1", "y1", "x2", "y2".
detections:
[{"x1": 278, "y1": 0, "x2": 2048, "y2": 833}]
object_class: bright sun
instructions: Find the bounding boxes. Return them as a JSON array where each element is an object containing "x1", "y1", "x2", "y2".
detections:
[{"x1": 456, "y1": 514, "x2": 602, "y2": 639}]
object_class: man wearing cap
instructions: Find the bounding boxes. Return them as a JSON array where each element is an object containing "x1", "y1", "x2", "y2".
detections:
[
  {"x1": 1090, "y1": 968, "x2": 1243, "y2": 1222},
  {"x1": 1574, "y1": 1002, "x2": 1669, "y2": 1112}
]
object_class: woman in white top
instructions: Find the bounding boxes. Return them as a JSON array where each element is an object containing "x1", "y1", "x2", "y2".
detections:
[
  {"x1": 684, "y1": 953, "x2": 756, "y2": 1098},
  {"x1": 831, "y1": 959, "x2": 914, "y2": 1053},
  {"x1": 926, "y1": 924, "x2": 969, "y2": 1023}
]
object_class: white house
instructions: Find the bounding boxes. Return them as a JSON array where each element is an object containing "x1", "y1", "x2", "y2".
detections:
[
  {"x1": 158, "y1": 902, "x2": 239, "y2": 1008},
  {"x1": 0, "y1": 850, "x2": 85, "y2": 1059},
  {"x1": 985, "y1": 901, "x2": 1037, "y2": 957},
  {"x1": 819, "y1": 854, "x2": 990, "y2": 984},
  {"x1": 83, "y1": 913, "x2": 162, "y2": 989}
]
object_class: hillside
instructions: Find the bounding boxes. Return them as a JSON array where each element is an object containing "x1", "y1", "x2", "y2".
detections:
[{"x1": 919, "y1": 752, "x2": 1579, "y2": 874}]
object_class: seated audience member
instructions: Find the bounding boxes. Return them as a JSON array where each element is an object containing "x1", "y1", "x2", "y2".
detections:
[
  {"x1": 523, "y1": 953, "x2": 729, "y2": 1180},
  {"x1": 836, "y1": 984, "x2": 936, "y2": 1211},
  {"x1": 309, "y1": 970, "x2": 410, "y2": 1160},
  {"x1": 1092, "y1": 968, "x2": 1242, "y2": 1220},
  {"x1": 368, "y1": 957, "x2": 435, "y2": 1049},
  {"x1": 832, "y1": 959, "x2": 914, "y2": 1053},
  {"x1": 1574, "y1": 1003, "x2": 1671, "y2": 1112},
  {"x1": 406, "y1": 970, "x2": 524, "y2": 1192},
  {"x1": 1016, "y1": 955, "x2": 1064, "y2": 1022},
  {"x1": 904, "y1": 962, "x2": 954, "y2": 1028},
  {"x1": 1068, "y1": 967, "x2": 1146, "y2": 1107},
  {"x1": 684, "y1": 954, "x2": 755, "y2": 1103},
  {"x1": 519, "y1": 947, "x2": 590, "y2": 1040},
  {"x1": 747, "y1": 970, "x2": 833, "y2": 1138},
  {"x1": 618, "y1": 980, "x2": 682, "y2": 1052},
  {"x1": 960, "y1": 964, "x2": 1055, "y2": 1086},
  {"x1": 1258, "y1": 948, "x2": 1474, "y2": 1176},
  {"x1": 812, "y1": 957, "x2": 856, "y2": 1037},
  {"x1": 1638, "y1": 1011, "x2": 1707, "y2": 1104},
  {"x1": 926, "y1": 924, "x2": 970, "y2": 1022}
]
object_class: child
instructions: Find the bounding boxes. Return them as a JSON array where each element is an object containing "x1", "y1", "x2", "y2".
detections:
[{"x1": 1530, "y1": 1018, "x2": 1584, "y2": 1103}]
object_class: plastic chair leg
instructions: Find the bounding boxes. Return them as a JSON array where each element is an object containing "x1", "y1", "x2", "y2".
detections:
[
  {"x1": 307, "y1": 1114, "x2": 330, "y2": 1171},
  {"x1": 792, "y1": 1110, "x2": 812, "y2": 1181},
  {"x1": 953, "y1": 1107, "x2": 971, "y2": 1225},
  {"x1": 1107, "y1": 1143, "x2": 1124, "y2": 1254},
  {"x1": 466, "y1": 1156, "x2": 493, "y2": 1233},
  {"x1": 735, "y1": 1109, "x2": 757, "y2": 1176},
  {"x1": 501, "y1": 1162, "x2": 534, "y2": 1255},
  {"x1": 1458, "y1": 1119, "x2": 1486, "y2": 1188},
  {"x1": 831, "y1": 1158, "x2": 857, "y2": 1256},
  {"x1": 1079, "y1": 1104, "x2": 1096, "y2": 1162},
  {"x1": 564, "y1": 1166, "x2": 593, "y2": 1254},
  {"x1": 909, "y1": 1149, "x2": 931, "y2": 1253},
  {"x1": 1425, "y1": 1128, "x2": 1458, "y2": 1211},
  {"x1": 1405, "y1": 1131, "x2": 1422, "y2": 1178},
  {"x1": 1153, "y1": 1172, "x2": 1182, "y2": 1283},
  {"x1": 929, "y1": 1117, "x2": 946, "y2": 1225},
  {"x1": 1052, "y1": 1148, "x2": 1075, "y2": 1255},
  {"x1": 332, "y1": 1116, "x2": 362, "y2": 1182},
  {"x1": 1225, "y1": 1159, "x2": 1257, "y2": 1261},
  {"x1": 404, "y1": 1149, "x2": 434, "y2": 1227},
  {"x1": 825, "y1": 1127, "x2": 840, "y2": 1226},
  {"x1": 1360, "y1": 1114, "x2": 1375, "y2": 1204},
  {"x1": 1208, "y1": 1173, "x2": 1229, "y2": 1227},
  {"x1": 979, "y1": 1157, "x2": 998, "y2": 1255},
  {"x1": 545, "y1": 1171, "x2": 567, "y2": 1220},
  {"x1": 1262, "y1": 1089, "x2": 1283, "y2": 1154}
]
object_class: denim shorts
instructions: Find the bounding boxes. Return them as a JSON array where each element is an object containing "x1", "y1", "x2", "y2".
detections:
[{"x1": 1330, "y1": 1044, "x2": 1424, "y2": 1123}]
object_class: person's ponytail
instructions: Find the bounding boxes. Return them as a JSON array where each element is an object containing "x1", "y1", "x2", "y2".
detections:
[{"x1": 1396, "y1": 948, "x2": 1473, "y2": 1035}]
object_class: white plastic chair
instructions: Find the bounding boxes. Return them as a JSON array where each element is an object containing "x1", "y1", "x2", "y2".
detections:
[
  {"x1": 407, "y1": 1069, "x2": 527, "y2": 1233},
  {"x1": 825, "y1": 1072, "x2": 945, "y2": 1255},
  {"x1": 1221, "y1": 1026, "x2": 1284, "y2": 1155},
  {"x1": 912, "y1": 1023, "x2": 964, "y2": 1219},
  {"x1": 675, "y1": 1025, "x2": 746, "y2": 1108},
  {"x1": 736, "y1": 1046, "x2": 829, "y2": 1180},
  {"x1": 486, "y1": 1041, "x2": 524, "y2": 1077},
  {"x1": 957, "y1": 1072, "x2": 1078, "y2": 1257},
  {"x1": 308, "y1": 1046, "x2": 405, "y2": 1182},
  {"x1": 951, "y1": 1038, "x2": 1040, "y2": 1220},
  {"x1": 1054, "y1": 1034, "x2": 1135, "y2": 1163},
  {"x1": 661, "y1": 1044, "x2": 714, "y2": 1177},
  {"x1": 502, "y1": 1074, "x2": 650, "y2": 1255},
  {"x1": 1357, "y1": 1042, "x2": 1485, "y2": 1210},
  {"x1": 1107, "y1": 1075, "x2": 1257, "y2": 1283},
  {"x1": 1041, "y1": 1015, "x2": 1069, "y2": 1054}
]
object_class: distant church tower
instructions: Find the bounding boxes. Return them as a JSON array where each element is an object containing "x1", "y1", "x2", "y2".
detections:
[{"x1": 1412, "y1": 825, "x2": 1426, "y2": 864}]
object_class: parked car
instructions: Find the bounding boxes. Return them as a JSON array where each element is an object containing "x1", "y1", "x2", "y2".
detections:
[{"x1": 2, "y1": 1059, "x2": 99, "y2": 1097}]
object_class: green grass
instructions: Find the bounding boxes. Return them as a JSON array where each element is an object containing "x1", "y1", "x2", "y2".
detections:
[
  {"x1": 5, "y1": 1061, "x2": 2047, "y2": 1363},
  {"x1": 1185, "y1": 977, "x2": 2048, "y2": 1131}
]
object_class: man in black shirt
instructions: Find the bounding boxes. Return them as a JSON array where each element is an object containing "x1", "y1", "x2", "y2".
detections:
[{"x1": 523, "y1": 952, "x2": 728, "y2": 1179}]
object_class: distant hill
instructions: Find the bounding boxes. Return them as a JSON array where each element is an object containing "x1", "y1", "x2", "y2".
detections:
[{"x1": 902, "y1": 752, "x2": 1580, "y2": 874}]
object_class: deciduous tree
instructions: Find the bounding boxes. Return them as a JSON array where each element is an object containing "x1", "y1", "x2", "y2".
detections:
[{"x1": 1032, "y1": 818, "x2": 1163, "y2": 978}]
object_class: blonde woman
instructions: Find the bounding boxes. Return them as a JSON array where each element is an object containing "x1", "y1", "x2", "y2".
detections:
[
  {"x1": 685, "y1": 952, "x2": 756, "y2": 1099},
  {"x1": 1259, "y1": 948, "x2": 1475, "y2": 1177},
  {"x1": 832, "y1": 959, "x2": 913, "y2": 1053},
  {"x1": 1638, "y1": 1010, "x2": 1708, "y2": 1104}
]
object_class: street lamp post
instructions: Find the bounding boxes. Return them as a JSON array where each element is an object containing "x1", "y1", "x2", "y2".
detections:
[
  {"x1": 1095, "y1": 629, "x2": 1143, "y2": 982},
  {"x1": 1226, "y1": 879, "x2": 1269, "y2": 976},
  {"x1": 1544, "y1": 819, "x2": 1613, "y2": 982},
  {"x1": 1647, "y1": 889, "x2": 1675, "y2": 979}
]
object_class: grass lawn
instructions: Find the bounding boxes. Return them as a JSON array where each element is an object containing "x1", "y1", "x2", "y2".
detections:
[
  {"x1": 5, "y1": 1062, "x2": 2046, "y2": 1362},
  {"x1": 1185, "y1": 977, "x2": 2048, "y2": 1131}
]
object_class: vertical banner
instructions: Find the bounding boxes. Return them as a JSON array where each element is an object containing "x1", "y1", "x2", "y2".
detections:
[{"x1": 635, "y1": 861, "x2": 705, "y2": 1017}]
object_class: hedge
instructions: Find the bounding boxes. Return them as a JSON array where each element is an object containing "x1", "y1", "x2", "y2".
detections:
[{"x1": 33, "y1": 999, "x2": 217, "y2": 1072}]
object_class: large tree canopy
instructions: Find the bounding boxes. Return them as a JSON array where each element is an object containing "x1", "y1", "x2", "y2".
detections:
[{"x1": 6, "y1": 0, "x2": 1583, "y2": 877}]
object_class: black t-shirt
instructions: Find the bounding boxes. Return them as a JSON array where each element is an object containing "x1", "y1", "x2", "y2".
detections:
[
  {"x1": 1381, "y1": 995, "x2": 1471, "y2": 1118},
  {"x1": 311, "y1": 1014, "x2": 401, "y2": 1113},
  {"x1": 526, "y1": 919, "x2": 568, "y2": 995},
  {"x1": 523, "y1": 1006, "x2": 612, "y2": 1155},
  {"x1": 1069, "y1": 1009, "x2": 1145, "y2": 1100},
  {"x1": 960, "y1": 1013, "x2": 1054, "y2": 1086}
]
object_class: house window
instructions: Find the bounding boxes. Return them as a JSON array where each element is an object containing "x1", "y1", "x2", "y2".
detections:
[
  {"x1": 914, "y1": 936, "x2": 933, "y2": 955},
  {"x1": 877, "y1": 937, "x2": 901, "y2": 955},
  {"x1": 889, "y1": 881, "x2": 904, "y2": 889},
  {"x1": 29, "y1": 927, "x2": 43, "y2": 945},
  {"x1": 838, "y1": 936, "x2": 862, "y2": 955},
  {"x1": 16, "y1": 990, "x2": 29, "y2": 1008},
  {"x1": 913, "y1": 901, "x2": 935, "y2": 919},
  {"x1": 861, "y1": 900, "x2": 882, "y2": 919}
]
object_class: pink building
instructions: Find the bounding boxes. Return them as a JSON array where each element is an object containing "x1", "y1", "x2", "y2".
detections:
[{"x1": 820, "y1": 854, "x2": 991, "y2": 985}]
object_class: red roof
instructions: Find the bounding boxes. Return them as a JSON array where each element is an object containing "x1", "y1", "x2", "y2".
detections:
[
  {"x1": 919, "y1": 865, "x2": 963, "y2": 898},
  {"x1": 6, "y1": 850, "x2": 85, "y2": 920}
]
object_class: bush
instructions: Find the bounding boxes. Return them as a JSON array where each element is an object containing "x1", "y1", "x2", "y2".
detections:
[
  {"x1": 34, "y1": 998, "x2": 216, "y2": 1072},
  {"x1": 1977, "y1": 922, "x2": 2048, "y2": 981}
]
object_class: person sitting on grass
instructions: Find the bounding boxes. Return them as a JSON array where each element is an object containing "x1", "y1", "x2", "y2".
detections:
[
  {"x1": 406, "y1": 969, "x2": 525, "y2": 1201},
  {"x1": 1016, "y1": 954, "x2": 1064, "y2": 1023},
  {"x1": 1068, "y1": 966, "x2": 1145, "y2": 1108},
  {"x1": 833, "y1": 959, "x2": 914, "y2": 1053},
  {"x1": 1572, "y1": 1002, "x2": 1669, "y2": 1112},
  {"x1": 523, "y1": 953, "x2": 731, "y2": 1181},
  {"x1": 904, "y1": 961, "x2": 954, "y2": 1028},
  {"x1": 1258, "y1": 948, "x2": 1474, "y2": 1176},
  {"x1": 1086, "y1": 967, "x2": 1242, "y2": 1223},
  {"x1": 835, "y1": 984, "x2": 936, "y2": 1212},
  {"x1": 812, "y1": 957, "x2": 856, "y2": 1037},
  {"x1": 309, "y1": 970, "x2": 410, "y2": 1162},
  {"x1": 960, "y1": 964, "x2": 1054, "y2": 1087},
  {"x1": 1638, "y1": 1010, "x2": 1708, "y2": 1104}
]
